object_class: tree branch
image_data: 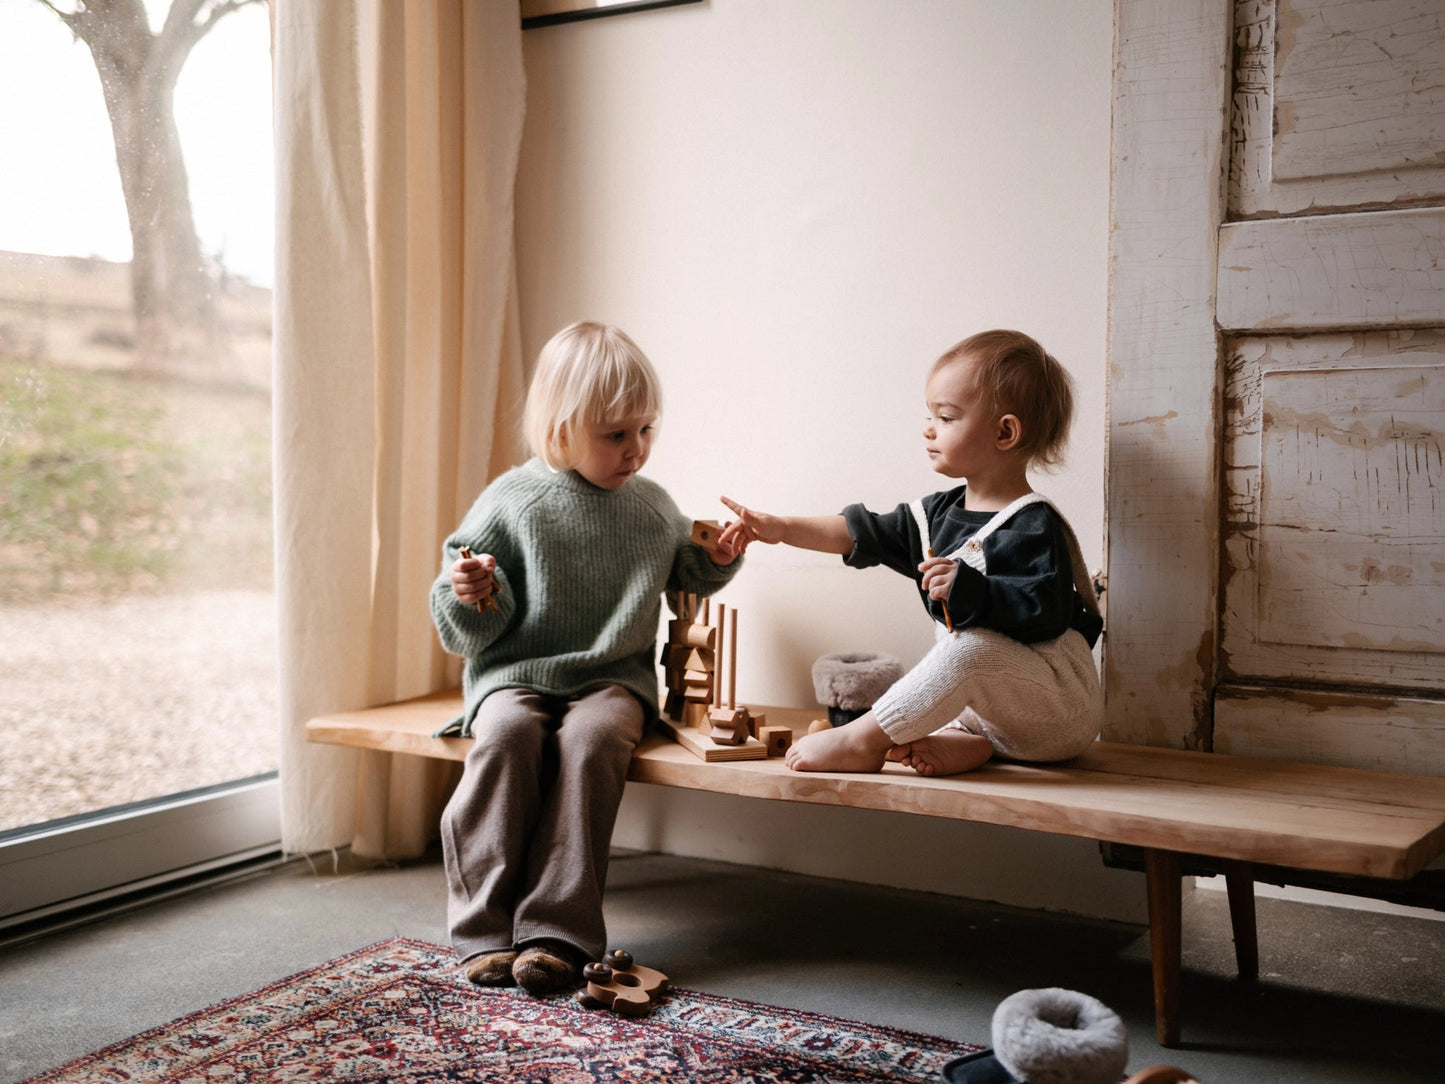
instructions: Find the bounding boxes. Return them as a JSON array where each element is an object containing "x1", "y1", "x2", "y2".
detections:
[
  {"x1": 151, "y1": 0, "x2": 262, "y2": 87},
  {"x1": 32, "y1": 0, "x2": 80, "y2": 34}
]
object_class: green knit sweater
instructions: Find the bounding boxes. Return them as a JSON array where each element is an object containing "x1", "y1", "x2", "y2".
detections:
[{"x1": 430, "y1": 458, "x2": 741, "y2": 736}]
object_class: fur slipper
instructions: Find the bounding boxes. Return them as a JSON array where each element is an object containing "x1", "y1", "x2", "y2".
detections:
[
  {"x1": 990, "y1": 987, "x2": 1128, "y2": 1084},
  {"x1": 811, "y1": 652, "x2": 903, "y2": 715}
]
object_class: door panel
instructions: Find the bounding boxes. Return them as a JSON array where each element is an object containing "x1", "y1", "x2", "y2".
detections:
[
  {"x1": 1222, "y1": 332, "x2": 1445, "y2": 697},
  {"x1": 1230, "y1": 0, "x2": 1445, "y2": 217},
  {"x1": 1217, "y1": 209, "x2": 1445, "y2": 330},
  {"x1": 1216, "y1": 687, "x2": 1445, "y2": 774}
]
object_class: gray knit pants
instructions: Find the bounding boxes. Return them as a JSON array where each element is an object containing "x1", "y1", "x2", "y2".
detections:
[{"x1": 440, "y1": 684, "x2": 645, "y2": 965}]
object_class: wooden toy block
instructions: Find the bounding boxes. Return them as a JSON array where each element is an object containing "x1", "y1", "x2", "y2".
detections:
[
  {"x1": 709, "y1": 705, "x2": 746, "y2": 726},
  {"x1": 690, "y1": 519, "x2": 722, "y2": 550},
  {"x1": 747, "y1": 710, "x2": 766, "y2": 737},
  {"x1": 576, "y1": 950, "x2": 669, "y2": 1017},
  {"x1": 708, "y1": 705, "x2": 750, "y2": 746},
  {"x1": 668, "y1": 619, "x2": 717, "y2": 650},
  {"x1": 757, "y1": 725, "x2": 792, "y2": 756},
  {"x1": 665, "y1": 644, "x2": 711, "y2": 671},
  {"x1": 663, "y1": 690, "x2": 685, "y2": 720}
]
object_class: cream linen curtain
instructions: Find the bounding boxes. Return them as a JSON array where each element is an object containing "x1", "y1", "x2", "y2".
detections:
[{"x1": 273, "y1": 0, "x2": 526, "y2": 857}]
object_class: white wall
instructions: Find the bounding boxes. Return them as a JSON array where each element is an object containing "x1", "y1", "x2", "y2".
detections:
[{"x1": 514, "y1": 0, "x2": 1140, "y2": 920}]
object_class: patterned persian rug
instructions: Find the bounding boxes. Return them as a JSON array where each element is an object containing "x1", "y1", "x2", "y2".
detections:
[{"x1": 23, "y1": 937, "x2": 979, "y2": 1082}]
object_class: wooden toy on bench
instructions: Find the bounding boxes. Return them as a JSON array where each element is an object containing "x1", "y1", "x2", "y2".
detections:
[
  {"x1": 707, "y1": 604, "x2": 769, "y2": 745},
  {"x1": 662, "y1": 592, "x2": 718, "y2": 729},
  {"x1": 657, "y1": 594, "x2": 767, "y2": 761},
  {"x1": 756, "y1": 724, "x2": 792, "y2": 755},
  {"x1": 576, "y1": 949, "x2": 669, "y2": 1017}
]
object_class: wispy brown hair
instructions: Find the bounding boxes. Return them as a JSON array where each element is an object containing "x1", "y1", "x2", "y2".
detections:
[{"x1": 932, "y1": 329, "x2": 1074, "y2": 471}]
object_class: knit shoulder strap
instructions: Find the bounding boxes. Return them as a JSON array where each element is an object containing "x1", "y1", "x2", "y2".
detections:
[{"x1": 909, "y1": 492, "x2": 1099, "y2": 616}]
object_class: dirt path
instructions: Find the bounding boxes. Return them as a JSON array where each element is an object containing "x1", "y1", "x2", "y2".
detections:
[{"x1": 0, "y1": 590, "x2": 276, "y2": 832}]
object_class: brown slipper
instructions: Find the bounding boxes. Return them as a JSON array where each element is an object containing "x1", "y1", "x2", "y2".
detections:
[
  {"x1": 512, "y1": 941, "x2": 581, "y2": 996},
  {"x1": 463, "y1": 949, "x2": 518, "y2": 987}
]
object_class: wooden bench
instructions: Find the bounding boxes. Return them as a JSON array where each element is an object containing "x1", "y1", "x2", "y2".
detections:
[{"x1": 306, "y1": 689, "x2": 1445, "y2": 1047}]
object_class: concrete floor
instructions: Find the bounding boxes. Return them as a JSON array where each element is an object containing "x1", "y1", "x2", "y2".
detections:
[{"x1": 1, "y1": 849, "x2": 1442, "y2": 1083}]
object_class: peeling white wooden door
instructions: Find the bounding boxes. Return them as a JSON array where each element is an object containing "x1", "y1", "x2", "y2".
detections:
[{"x1": 1108, "y1": 0, "x2": 1445, "y2": 773}]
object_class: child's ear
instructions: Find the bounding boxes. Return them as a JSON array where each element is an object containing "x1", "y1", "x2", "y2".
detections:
[
  {"x1": 551, "y1": 427, "x2": 571, "y2": 463},
  {"x1": 996, "y1": 414, "x2": 1023, "y2": 450}
]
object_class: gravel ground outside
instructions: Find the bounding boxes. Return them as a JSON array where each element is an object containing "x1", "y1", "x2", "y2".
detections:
[{"x1": 0, "y1": 589, "x2": 277, "y2": 832}]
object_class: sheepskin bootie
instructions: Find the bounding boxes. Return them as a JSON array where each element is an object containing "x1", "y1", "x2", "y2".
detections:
[
  {"x1": 941, "y1": 987, "x2": 1128, "y2": 1083},
  {"x1": 463, "y1": 949, "x2": 518, "y2": 987},
  {"x1": 512, "y1": 941, "x2": 583, "y2": 996},
  {"x1": 991, "y1": 987, "x2": 1128, "y2": 1084},
  {"x1": 811, "y1": 652, "x2": 903, "y2": 726}
]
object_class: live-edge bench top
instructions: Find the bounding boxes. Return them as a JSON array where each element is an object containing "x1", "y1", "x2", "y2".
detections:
[{"x1": 305, "y1": 689, "x2": 1445, "y2": 882}]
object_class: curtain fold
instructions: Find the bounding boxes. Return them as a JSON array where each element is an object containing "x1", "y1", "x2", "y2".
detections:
[{"x1": 273, "y1": 0, "x2": 526, "y2": 857}]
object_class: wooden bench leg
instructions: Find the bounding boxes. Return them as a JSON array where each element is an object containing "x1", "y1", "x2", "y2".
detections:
[
  {"x1": 1222, "y1": 859, "x2": 1258, "y2": 983},
  {"x1": 1144, "y1": 848, "x2": 1182, "y2": 1047}
]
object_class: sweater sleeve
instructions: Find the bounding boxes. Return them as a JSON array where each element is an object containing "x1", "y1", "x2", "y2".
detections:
[
  {"x1": 668, "y1": 538, "x2": 743, "y2": 597},
  {"x1": 841, "y1": 500, "x2": 926, "y2": 577},
  {"x1": 429, "y1": 484, "x2": 519, "y2": 658}
]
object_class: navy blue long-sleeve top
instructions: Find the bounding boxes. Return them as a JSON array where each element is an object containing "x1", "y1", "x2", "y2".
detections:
[{"x1": 842, "y1": 485, "x2": 1102, "y2": 648}]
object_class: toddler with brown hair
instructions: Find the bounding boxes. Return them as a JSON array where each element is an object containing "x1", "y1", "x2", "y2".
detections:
[{"x1": 721, "y1": 329, "x2": 1102, "y2": 776}]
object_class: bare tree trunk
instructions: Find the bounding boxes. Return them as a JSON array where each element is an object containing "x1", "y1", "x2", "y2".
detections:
[
  {"x1": 92, "y1": 34, "x2": 214, "y2": 367},
  {"x1": 37, "y1": 0, "x2": 261, "y2": 370}
]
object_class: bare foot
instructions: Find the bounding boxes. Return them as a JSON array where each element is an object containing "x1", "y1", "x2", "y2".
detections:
[
  {"x1": 892, "y1": 730, "x2": 993, "y2": 776},
  {"x1": 784, "y1": 715, "x2": 893, "y2": 772}
]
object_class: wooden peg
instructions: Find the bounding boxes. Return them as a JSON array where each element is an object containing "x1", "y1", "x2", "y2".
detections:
[
  {"x1": 713, "y1": 605, "x2": 726, "y2": 708},
  {"x1": 458, "y1": 547, "x2": 500, "y2": 612},
  {"x1": 925, "y1": 544, "x2": 953, "y2": 632},
  {"x1": 808, "y1": 718, "x2": 832, "y2": 734},
  {"x1": 728, "y1": 608, "x2": 738, "y2": 709}
]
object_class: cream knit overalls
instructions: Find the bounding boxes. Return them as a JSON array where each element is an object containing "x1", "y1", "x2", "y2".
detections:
[{"x1": 868, "y1": 492, "x2": 1104, "y2": 762}]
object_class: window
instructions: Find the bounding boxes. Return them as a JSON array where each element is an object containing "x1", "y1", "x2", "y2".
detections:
[{"x1": 0, "y1": 0, "x2": 280, "y2": 930}]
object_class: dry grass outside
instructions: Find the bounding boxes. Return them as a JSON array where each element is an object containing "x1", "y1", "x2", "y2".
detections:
[{"x1": 0, "y1": 250, "x2": 277, "y2": 832}]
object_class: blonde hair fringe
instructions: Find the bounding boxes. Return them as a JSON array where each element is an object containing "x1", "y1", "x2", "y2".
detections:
[{"x1": 523, "y1": 321, "x2": 663, "y2": 470}]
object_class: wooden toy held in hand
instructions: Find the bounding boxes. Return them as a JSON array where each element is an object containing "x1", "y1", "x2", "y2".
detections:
[
  {"x1": 690, "y1": 519, "x2": 722, "y2": 551},
  {"x1": 458, "y1": 547, "x2": 500, "y2": 613},
  {"x1": 576, "y1": 949, "x2": 669, "y2": 1017}
]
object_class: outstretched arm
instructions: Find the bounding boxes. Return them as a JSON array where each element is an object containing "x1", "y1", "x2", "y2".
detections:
[{"x1": 718, "y1": 496, "x2": 853, "y2": 556}]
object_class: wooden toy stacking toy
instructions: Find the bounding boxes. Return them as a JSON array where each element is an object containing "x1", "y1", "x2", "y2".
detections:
[{"x1": 656, "y1": 558, "x2": 780, "y2": 761}]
